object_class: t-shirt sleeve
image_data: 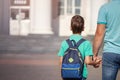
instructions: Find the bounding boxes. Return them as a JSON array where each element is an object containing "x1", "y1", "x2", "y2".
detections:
[
  {"x1": 84, "y1": 41, "x2": 93, "y2": 57},
  {"x1": 57, "y1": 40, "x2": 68, "y2": 56},
  {"x1": 97, "y1": 5, "x2": 107, "y2": 24}
]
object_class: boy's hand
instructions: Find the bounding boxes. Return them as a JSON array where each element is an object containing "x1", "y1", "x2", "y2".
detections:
[
  {"x1": 93, "y1": 56, "x2": 102, "y2": 68},
  {"x1": 93, "y1": 63, "x2": 100, "y2": 68}
]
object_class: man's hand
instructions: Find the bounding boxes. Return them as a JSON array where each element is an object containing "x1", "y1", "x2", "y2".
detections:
[{"x1": 93, "y1": 56, "x2": 102, "y2": 68}]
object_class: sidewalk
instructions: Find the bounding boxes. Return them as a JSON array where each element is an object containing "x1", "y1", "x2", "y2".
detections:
[
  {"x1": 0, "y1": 53, "x2": 101, "y2": 80},
  {"x1": 0, "y1": 53, "x2": 60, "y2": 80}
]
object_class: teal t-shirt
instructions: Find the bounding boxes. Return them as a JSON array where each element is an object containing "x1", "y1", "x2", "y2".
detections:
[
  {"x1": 97, "y1": 0, "x2": 120, "y2": 54},
  {"x1": 58, "y1": 34, "x2": 93, "y2": 78}
]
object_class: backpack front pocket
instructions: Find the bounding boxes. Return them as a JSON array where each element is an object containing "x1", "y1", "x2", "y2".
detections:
[{"x1": 61, "y1": 64, "x2": 82, "y2": 78}]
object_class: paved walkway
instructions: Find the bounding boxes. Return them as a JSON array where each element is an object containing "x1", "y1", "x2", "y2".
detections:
[
  {"x1": 0, "y1": 53, "x2": 60, "y2": 80},
  {"x1": 0, "y1": 53, "x2": 119, "y2": 80}
]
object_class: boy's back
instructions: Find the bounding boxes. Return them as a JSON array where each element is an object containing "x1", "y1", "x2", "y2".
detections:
[
  {"x1": 58, "y1": 15, "x2": 101, "y2": 80},
  {"x1": 58, "y1": 34, "x2": 93, "y2": 79},
  {"x1": 61, "y1": 38, "x2": 86, "y2": 79}
]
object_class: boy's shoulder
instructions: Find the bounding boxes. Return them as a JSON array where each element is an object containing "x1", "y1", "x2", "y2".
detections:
[
  {"x1": 60, "y1": 40, "x2": 69, "y2": 47},
  {"x1": 83, "y1": 39, "x2": 91, "y2": 43},
  {"x1": 82, "y1": 39, "x2": 92, "y2": 46}
]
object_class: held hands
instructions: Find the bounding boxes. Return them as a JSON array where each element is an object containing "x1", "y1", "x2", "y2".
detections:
[{"x1": 93, "y1": 56, "x2": 102, "y2": 68}]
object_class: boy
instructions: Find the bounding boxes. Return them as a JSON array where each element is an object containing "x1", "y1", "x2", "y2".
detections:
[{"x1": 58, "y1": 15, "x2": 101, "y2": 80}]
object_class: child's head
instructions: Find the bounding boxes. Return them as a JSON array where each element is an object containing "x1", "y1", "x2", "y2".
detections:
[{"x1": 71, "y1": 15, "x2": 84, "y2": 34}]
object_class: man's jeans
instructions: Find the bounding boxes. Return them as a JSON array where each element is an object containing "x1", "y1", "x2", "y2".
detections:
[{"x1": 102, "y1": 52, "x2": 120, "y2": 80}]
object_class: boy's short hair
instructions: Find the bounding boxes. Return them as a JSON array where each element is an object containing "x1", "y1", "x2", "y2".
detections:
[{"x1": 71, "y1": 15, "x2": 84, "y2": 34}]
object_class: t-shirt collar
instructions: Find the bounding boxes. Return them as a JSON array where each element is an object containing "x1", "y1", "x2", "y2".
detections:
[{"x1": 70, "y1": 34, "x2": 82, "y2": 40}]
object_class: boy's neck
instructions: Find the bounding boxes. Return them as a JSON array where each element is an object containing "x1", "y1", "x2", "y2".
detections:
[{"x1": 73, "y1": 33, "x2": 81, "y2": 35}]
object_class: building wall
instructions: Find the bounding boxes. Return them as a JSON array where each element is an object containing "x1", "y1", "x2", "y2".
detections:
[
  {"x1": 90, "y1": 0, "x2": 108, "y2": 35},
  {"x1": 3, "y1": 0, "x2": 10, "y2": 35},
  {"x1": 56, "y1": 0, "x2": 93, "y2": 36},
  {"x1": 52, "y1": 0, "x2": 59, "y2": 19},
  {"x1": 81, "y1": 0, "x2": 91, "y2": 36},
  {"x1": 52, "y1": 0, "x2": 59, "y2": 35},
  {"x1": 0, "y1": 0, "x2": 10, "y2": 35},
  {"x1": 0, "y1": 0, "x2": 4, "y2": 34},
  {"x1": 55, "y1": 0, "x2": 109, "y2": 36},
  {"x1": 0, "y1": 0, "x2": 108, "y2": 36}
]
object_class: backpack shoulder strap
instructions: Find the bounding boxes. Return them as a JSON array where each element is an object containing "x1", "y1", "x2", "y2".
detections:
[
  {"x1": 66, "y1": 39, "x2": 74, "y2": 48},
  {"x1": 76, "y1": 38, "x2": 86, "y2": 47},
  {"x1": 76, "y1": 38, "x2": 86, "y2": 65},
  {"x1": 66, "y1": 38, "x2": 86, "y2": 48}
]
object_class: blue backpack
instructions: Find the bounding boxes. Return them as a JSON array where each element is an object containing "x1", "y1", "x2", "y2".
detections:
[{"x1": 61, "y1": 38, "x2": 86, "y2": 79}]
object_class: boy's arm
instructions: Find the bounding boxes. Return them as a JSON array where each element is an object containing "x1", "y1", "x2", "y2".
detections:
[
  {"x1": 59, "y1": 57, "x2": 63, "y2": 68},
  {"x1": 85, "y1": 56, "x2": 101, "y2": 66}
]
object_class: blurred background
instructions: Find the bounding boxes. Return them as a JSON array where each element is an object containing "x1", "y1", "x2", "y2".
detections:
[{"x1": 0, "y1": 0, "x2": 120, "y2": 80}]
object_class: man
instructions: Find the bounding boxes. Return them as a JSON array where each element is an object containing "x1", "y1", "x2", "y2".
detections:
[{"x1": 93, "y1": 0, "x2": 120, "y2": 80}]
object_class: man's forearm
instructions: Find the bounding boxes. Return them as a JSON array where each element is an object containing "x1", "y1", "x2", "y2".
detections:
[
  {"x1": 93, "y1": 34, "x2": 103, "y2": 56},
  {"x1": 93, "y1": 24, "x2": 105, "y2": 56}
]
